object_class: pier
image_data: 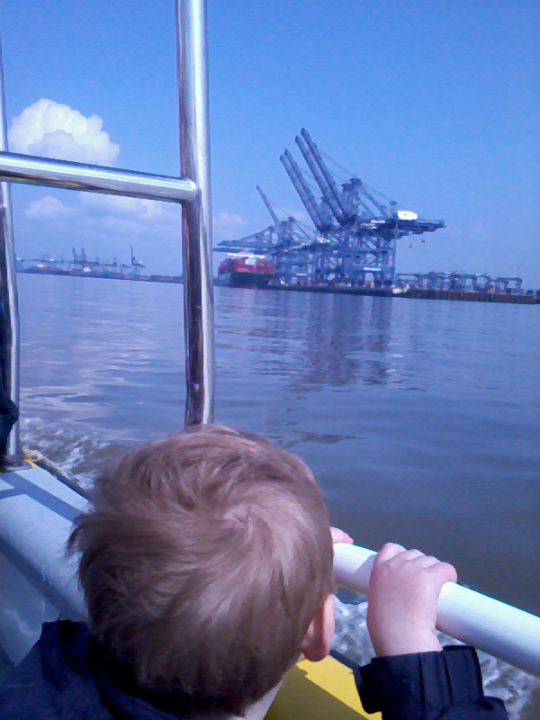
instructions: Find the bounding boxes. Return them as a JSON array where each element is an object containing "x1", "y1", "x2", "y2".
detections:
[{"x1": 262, "y1": 282, "x2": 538, "y2": 305}]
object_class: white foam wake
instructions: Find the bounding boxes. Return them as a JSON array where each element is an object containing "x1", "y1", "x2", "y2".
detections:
[{"x1": 21, "y1": 418, "x2": 129, "y2": 489}]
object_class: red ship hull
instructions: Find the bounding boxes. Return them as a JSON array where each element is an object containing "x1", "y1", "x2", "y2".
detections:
[{"x1": 216, "y1": 255, "x2": 275, "y2": 289}]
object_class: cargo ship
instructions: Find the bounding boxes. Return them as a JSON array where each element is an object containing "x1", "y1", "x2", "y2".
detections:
[{"x1": 215, "y1": 253, "x2": 275, "y2": 288}]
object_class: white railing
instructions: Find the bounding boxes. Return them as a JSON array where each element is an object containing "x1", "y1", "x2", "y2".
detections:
[{"x1": 334, "y1": 543, "x2": 540, "y2": 678}]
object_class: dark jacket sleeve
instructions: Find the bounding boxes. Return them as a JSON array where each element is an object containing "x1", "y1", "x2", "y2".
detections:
[
  {"x1": 0, "y1": 386, "x2": 18, "y2": 433},
  {"x1": 355, "y1": 646, "x2": 508, "y2": 720}
]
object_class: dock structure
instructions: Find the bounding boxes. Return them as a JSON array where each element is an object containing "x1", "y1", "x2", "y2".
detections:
[
  {"x1": 395, "y1": 272, "x2": 525, "y2": 294},
  {"x1": 217, "y1": 128, "x2": 445, "y2": 286},
  {"x1": 17, "y1": 247, "x2": 146, "y2": 279}
]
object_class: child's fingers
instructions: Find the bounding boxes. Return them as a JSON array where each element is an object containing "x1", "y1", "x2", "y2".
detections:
[
  {"x1": 430, "y1": 560, "x2": 458, "y2": 585},
  {"x1": 330, "y1": 527, "x2": 354, "y2": 545},
  {"x1": 376, "y1": 542, "x2": 407, "y2": 561},
  {"x1": 399, "y1": 553, "x2": 458, "y2": 585},
  {"x1": 400, "y1": 549, "x2": 424, "y2": 561}
]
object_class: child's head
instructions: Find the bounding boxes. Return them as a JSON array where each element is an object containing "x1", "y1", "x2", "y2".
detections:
[{"x1": 69, "y1": 425, "x2": 334, "y2": 716}]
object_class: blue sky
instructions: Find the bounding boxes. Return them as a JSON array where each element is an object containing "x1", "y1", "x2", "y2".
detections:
[{"x1": 1, "y1": 0, "x2": 539, "y2": 285}]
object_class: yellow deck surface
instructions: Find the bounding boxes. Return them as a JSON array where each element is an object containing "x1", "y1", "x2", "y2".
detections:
[{"x1": 267, "y1": 655, "x2": 380, "y2": 720}]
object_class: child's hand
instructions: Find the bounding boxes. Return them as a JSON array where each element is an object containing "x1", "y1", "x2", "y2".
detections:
[
  {"x1": 330, "y1": 526, "x2": 354, "y2": 545},
  {"x1": 367, "y1": 543, "x2": 457, "y2": 657}
]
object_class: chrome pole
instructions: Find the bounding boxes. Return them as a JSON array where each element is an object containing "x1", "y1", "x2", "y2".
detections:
[
  {"x1": 177, "y1": 0, "x2": 215, "y2": 425},
  {"x1": 0, "y1": 152, "x2": 197, "y2": 203},
  {"x1": 0, "y1": 34, "x2": 21, "y2": 462}
]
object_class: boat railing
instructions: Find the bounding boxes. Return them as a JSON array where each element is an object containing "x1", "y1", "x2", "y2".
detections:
[
  {"x1": 0, "y1": 0, "x2": 215, "y2": 467},
  {"x1": 334, "y1": 543, "x2": 540, "y2": 679}
]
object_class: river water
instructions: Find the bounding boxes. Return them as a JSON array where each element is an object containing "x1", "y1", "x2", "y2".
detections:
[{"x1": 18, "y1": 274, "x2": 540, "y2": 718}]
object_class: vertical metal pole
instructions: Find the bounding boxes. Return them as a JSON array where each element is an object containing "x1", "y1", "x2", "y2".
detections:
[
  {"x1": 177, "y1": 0, "x2": 215, "y2": 425},
  {"x1": 391, "y1": 223, "x2": 398, "y2": 284},
  {"x1": 0, "y1": 33, "x2": 21, "y2": 461}
]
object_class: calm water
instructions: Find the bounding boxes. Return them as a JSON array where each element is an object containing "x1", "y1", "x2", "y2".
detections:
[{"x1": 18, "y1": 274, "x2": 540, "y2": 717}]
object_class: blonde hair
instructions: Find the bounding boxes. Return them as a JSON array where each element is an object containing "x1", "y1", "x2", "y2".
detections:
[{"x1": 68, "y1": 425, "x2": 333, "y2": 716}]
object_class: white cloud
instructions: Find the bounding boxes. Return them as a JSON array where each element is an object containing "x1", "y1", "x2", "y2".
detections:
[
  {"x1": 9, "y1": 98, "x2": 119, "y2": 165},
  {"x1": 213, "y1": 212, "x2": 246, "y2": 240},
  {"x1": 214, "y1": 212, "x2": 245, "y2": 228},
  {"x1": 97, "y1": 215, "x2": 147, "y2": 235},
  {"x1": 23, "y1": 197, "x2": 251, "y2": 261},
  {"x1": 22, "y1": 191, "x2": 181, "y2": 259},
  {"x1": 23, "y1": 192, "x2": 180, "y2": 228},
  {"x1": 25, "y1": 195, "x2": 78, "y2": 220},
  {"x1": 80, "y1": 193, "x2": 178, "y2": 222}
]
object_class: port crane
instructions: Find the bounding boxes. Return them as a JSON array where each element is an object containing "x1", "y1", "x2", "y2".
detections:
[
  {"x1": 216, "y1": 185, "x2": 313, "y2": 282},
  {"x1": 296, "y1": 128, "x2": 348, "y2": 225},
  {"x1": 216, "y1": 129, "x2": 445, "y2": 285},
  {"x1": 284, "y1": 129, "x2": 445, "y2": 285},
  {"x1": 256, "y1": 185, "x2": 280, "y2": 227},
  {"x1": 256, "y1": 185, "x2": 310, "y2": 248},
  {"x1": 280, "y1": 150, "x2": 333, "y2": 233}
]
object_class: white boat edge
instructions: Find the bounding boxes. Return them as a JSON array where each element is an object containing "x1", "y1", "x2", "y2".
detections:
[{"x1": 0, "y1": 462, "x2": 86, "y2": 664}]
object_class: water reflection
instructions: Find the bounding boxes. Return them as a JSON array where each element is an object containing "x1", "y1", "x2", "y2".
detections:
[
  {"x1": 217, "y1": 288, "x2": 395, "y2": 391},
  {"x1": 21, "y1": 277, "x2": 185, "y2": 436}
]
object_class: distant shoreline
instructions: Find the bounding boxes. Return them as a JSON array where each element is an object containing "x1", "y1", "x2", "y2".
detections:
[
  {"x1": 17, "y1": 268, "x2": 538, "y2": 304},
  {"x1": 17, "y1": 268, "x2": 183, "y2": 284}
]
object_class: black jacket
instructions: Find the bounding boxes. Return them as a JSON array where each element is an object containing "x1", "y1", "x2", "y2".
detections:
[
  {"x1": 357, "y1": 647, "x2": 508, "y2": 719},
  {"x1": 0, "y1": 620, "x2": 508, "y2": 719},
  {"x1": 0, "y1": 384, "x2": 18, "y2": 456}
]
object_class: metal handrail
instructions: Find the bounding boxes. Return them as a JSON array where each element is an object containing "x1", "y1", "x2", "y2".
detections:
[
  {"x1": 0, "y1": 0, "x2": 215, "y2": 460},
  {"x1": 0, "y1": 152, "x2": 197, "y2": 203}
]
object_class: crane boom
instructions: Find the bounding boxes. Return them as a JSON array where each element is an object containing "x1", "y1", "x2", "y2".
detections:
[
  {"x1": 299, "y1": 129, "x2": 348, "y2": 222},
  {"x1": 256, "y1": 185, "x2": 280, "y2": 226},
  {"x1": 280, "y1": 151, "x2": 329, "y2": 232},
  {"x1": 295, "y1": 134, "x2": 346, "y2": 224}
]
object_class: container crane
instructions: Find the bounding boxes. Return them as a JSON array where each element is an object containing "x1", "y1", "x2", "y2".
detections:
[
  {"x1": 298, "y1": 128, "x2": 349, "y2": 224},
  {"x1": 217, "y1": 184, "x2": 309, "y2": 255},
  {"x1": 256, "y1": 185, "x2": 280, "y2": 227},
  {"x1": 216, "y1": 128, "x2": 445, "y2": 286},
  {"x1": 71, "y1": 246, "x2": 89, "y2": 269},
  {"x1": 280, "y1": 151, "x2": 331, "y2": 233},
  {"x1": 130, "y1": 246, "x2": 145, "y2": 272},
  {"x1": 295, "y1": 133, "x2": 346, "y2": 225},
  {"x1": 495, "y1": 277, "x2": 522, "y2": 293},
  {"x1": 255, "y1": 185, "x2": 305, "y2": 247},
  {"x1": 341, "y1": 178, "x2": 375, "y2": 217}
]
